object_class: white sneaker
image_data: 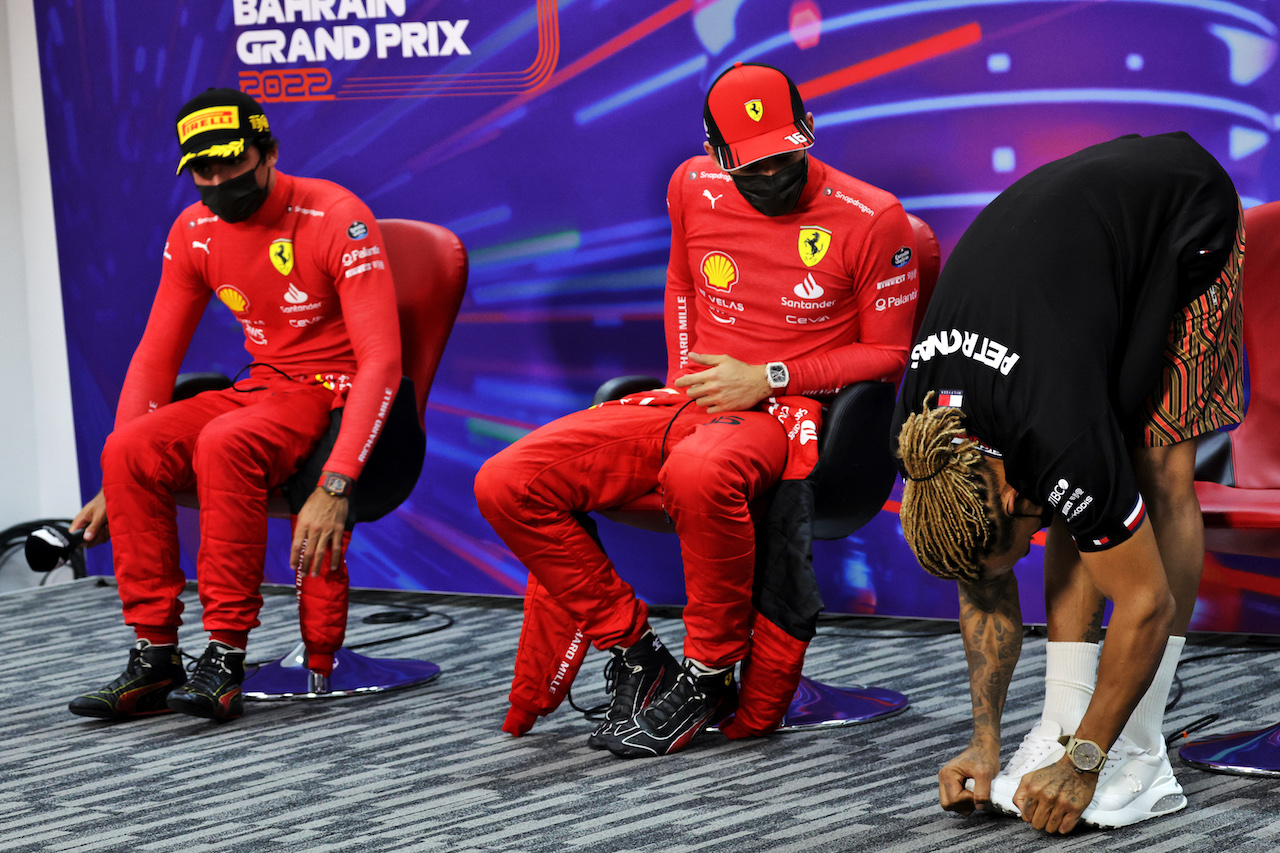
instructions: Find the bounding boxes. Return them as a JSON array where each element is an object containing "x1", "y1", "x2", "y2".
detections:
[
  {"x1": 989, "y1": 720, "x2": 1066, "y2": 816},
  {"x1": 1079, "y1": 736, "x2": 1187, "y2": 828}
]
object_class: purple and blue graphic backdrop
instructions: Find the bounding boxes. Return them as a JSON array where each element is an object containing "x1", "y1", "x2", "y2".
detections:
[{"x1": 36, "y1": 0, "x2": 1280, "y2": 631}]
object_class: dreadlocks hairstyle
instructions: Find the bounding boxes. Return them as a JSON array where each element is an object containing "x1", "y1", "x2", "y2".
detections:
[{"x1": 896, "y1": 392, "x2": 995, "y2": 583}]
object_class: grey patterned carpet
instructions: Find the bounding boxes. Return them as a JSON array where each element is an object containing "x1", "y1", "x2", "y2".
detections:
[{"x1": 2, "y1": 579, "x2": 1278, "y2": 852}]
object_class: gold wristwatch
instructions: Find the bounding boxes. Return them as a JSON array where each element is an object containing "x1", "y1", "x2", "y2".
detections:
[{"x1": 1061, "y1": 735, "x2": 1107, "y2": 773}]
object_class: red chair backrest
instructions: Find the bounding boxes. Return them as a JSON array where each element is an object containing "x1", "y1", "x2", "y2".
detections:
[
  {"x1": 377, "y1": 219, "x2": 468, "y2": 426},
  {"x1": 1229, "y1": 201, "x2": 1280, "y2": 488},
  {"x1": 906, "y1": 212, "x2": 941, "y2": 343}
]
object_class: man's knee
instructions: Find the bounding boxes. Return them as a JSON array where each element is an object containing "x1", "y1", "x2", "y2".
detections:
[
  {"x1": 663, "y1": 430, "x2": 783, "y2": 507},
  {"x1": 192, "y1": 419, "x2": 270, "y2": 479},
  {"x1": 662, "y1": 447, "x2": 752, "y2": 508},
  {"x1": 474, "y1": 447, "x2": 532, "y2": 522},
  {"x1": 1132, "y1": 440, "x2": 1199, "y2": 513},
  {"x1": 102, "y1": 421, "x2": 179, "y2": 486}
]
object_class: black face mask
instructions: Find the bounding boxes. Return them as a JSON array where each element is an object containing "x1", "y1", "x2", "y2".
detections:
[
  {"x1": 198, "y1": 167, "x2": 270, "y2": 223},
  {"x1": 731, "y1": 155, "x2": 808, "y2": 217}
]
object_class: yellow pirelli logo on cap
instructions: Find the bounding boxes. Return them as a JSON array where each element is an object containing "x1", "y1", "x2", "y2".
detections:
[{"x1": 178, "y1": 106, "x2": 240, "y2": 144}]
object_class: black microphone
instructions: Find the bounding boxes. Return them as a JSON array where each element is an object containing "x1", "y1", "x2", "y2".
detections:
[{"x1": 25, "y1": 525, "x2": 85, "y2": 572}]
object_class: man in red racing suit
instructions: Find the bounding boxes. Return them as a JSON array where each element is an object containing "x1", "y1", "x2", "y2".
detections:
[
  {"x1": 474, "y1": 63, "x2": 920, "y2": 757},
  {"x1": 68, "y1": 88, "x2": 400, "y2": 722}
]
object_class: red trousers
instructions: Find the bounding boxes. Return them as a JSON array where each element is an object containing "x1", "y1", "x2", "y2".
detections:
[
  {"x1": 101, "y1": 378, "x2": 339, "y2": 648},
  {"x1": 475, "y1": 402, "x2": 788, "y2": 667}
]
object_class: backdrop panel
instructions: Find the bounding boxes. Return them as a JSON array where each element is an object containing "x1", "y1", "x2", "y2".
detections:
[{"x1": 35, "y1": 0, "x2": 1280, "y2": 631}]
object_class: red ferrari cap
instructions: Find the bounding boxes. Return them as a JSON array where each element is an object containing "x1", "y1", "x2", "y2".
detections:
[{"x1": 703, "y1": 63, "x2": 813, "y2": 171}]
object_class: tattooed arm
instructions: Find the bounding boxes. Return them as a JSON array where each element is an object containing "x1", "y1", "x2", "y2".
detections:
[{"x1": 937, "y1": 570, "x2": 1023, "y2": 816}]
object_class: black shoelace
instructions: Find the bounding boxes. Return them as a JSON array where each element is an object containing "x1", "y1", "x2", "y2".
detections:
[
  {"x1": 647, "y1": 669, "x2": 703, "y2": 724},
  {"x1": 185, "y1": 648, "x2": 234, "y2": 690},
  {"x1": 601, "y1": 654, "x2": 622, "y2": 699},
  {"x1": 601, "y1": 650, "x2": 649, "y2": 721}
]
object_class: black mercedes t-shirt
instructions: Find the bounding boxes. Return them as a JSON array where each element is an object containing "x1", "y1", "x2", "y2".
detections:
[{"x1": 893, "y1": 132, "x2": 1238, "y2": 551}]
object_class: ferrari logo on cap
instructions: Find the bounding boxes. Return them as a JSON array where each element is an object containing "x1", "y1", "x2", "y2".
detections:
[
  {"x1": 269, "y1": 238, "x2": 294, "y2": 276},
  {"x1": 799, "y1": 227, "x2": 831, "y2": 267},
  {"x1": 744, "y1": 99, "x2": 763, "y2": 122}
]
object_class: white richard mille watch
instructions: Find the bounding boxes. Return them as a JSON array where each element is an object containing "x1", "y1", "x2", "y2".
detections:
[{"x1": 766, "y1": 361, "x2": 789, "y2": 391}]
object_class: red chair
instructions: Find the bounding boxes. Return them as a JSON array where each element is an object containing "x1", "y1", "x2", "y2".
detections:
[
  {"x1": 1193, "y1": 201, "x2": 1280, "y2": 550},
  {"x1": 175, "y1": 219, "x2": 468, "y2": 698},
  {"x1": 1180, "y1": 201, "x2": 1280, "y2": 776},
  {"x1": 592, "y1": 213, "x2": 941, "y2": 729}
]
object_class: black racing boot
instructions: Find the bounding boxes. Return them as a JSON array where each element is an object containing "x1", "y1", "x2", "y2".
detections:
[
  {"x1": 166, "y1": 641, "x2": 246, "y2": 721},
  {"x1": 587, "y1": 630, "x2": 680, "y2": 750},
  {"x1": 69, "y1": 640, "x2": 187, "y2": 719},
  {"x1": 598, "y1": 659, "x2": 738, "y2": 758}
]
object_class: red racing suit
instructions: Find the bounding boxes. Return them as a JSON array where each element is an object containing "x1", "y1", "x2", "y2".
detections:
[
  {"x1": 101, "y1": 171, "x2": 400, "y2": 671},
  {"x1": 475, "y1": 155, "x2": 920, "y2": 735}
]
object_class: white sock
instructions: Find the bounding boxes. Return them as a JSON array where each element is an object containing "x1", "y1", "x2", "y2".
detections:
[
  {"x1": 686, "y1": 658, "x2": 731, "y2": 677},
  {"x1": 613, "y1": 626, "x2": 657, "y2": 652},
  {"x1": 1040, "y1": 642, "x2": 1100, "y2": 734},
  {"x1": 1120, "y1": 635, "x2": 1185, "y2": 753}
]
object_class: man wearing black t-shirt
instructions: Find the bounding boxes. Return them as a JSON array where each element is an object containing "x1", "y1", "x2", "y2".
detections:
[{"x1": 892, "y1": 133, "x2": 1243, "y2": 833}]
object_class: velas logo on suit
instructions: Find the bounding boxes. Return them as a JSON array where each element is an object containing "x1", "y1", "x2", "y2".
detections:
[
  {"x1": 216, "y1": 286, "x2": 250, "y2": 314},
  {"x1": 700, "y1": 251, "x2": 739, "y2": 292},
  {"x1": 799, "y1": 227, "x2": 831, "y2": 267},
  {"x1": 269, "y1": 238, "x2": 294, "y2": 275}
]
